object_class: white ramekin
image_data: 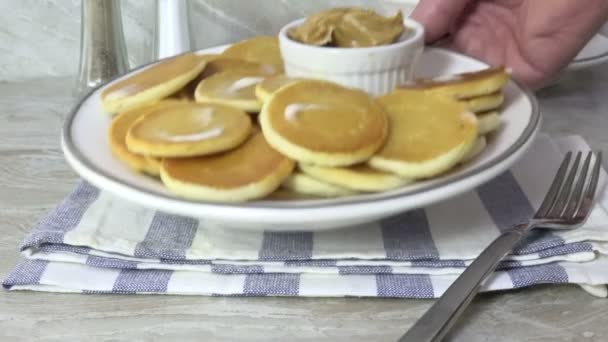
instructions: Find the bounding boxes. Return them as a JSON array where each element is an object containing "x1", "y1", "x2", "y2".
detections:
[{"x1": 278, "y1": 17, "x2": 424, "y2": 96}]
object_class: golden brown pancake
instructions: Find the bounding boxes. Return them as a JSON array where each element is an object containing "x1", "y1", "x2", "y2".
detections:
[
  {"x1": 144, "y1": 156, "x2": 163, "y2": 173},
  {"x1": 260, "y1": 80, "x2": 388, "y2": 166},
  {"x1": 194, "y1": 70, "x2": 268, "y2": 112},
  {"x1": 282, "y1": 172, "x2": 355, "y2": 197},
  {"x1": 201, "y1": 57, "x2": 279, "y2": 78},
  {"x1": 108, "y1": 101, "x2": 182, "y2": 175},
  {"x1": 197, "y1": 54, "x2": 222, "y2": 63},
  {"x1": 462, "y1": 136, "x2": 487, "y2": 163},
  {"x1": 168, "y1": 54, "x2": 223, "y2": 101},
  {"x1": 101, "y1": 52, "x2": 207, "y2": 113},
  {"x1": 369, "y1": 89, "x2": 478, "y2": 178},
  {"x1": 255, "y1": 75, "x2": 302, "y2": 104},
  {"x1": 160, "y1": 129, "x2": 295, "y2": 202},
  {"x1": 403, "y1": 67, "x2": 509, "y2": 99},
  {"x1": 461, "y1": 91, "x2": 504, "y2": 113},
  {"x1": 477, "y1": 111, "x2": 502, "y2": 135},
  {"x1": 222, "y1": 36, "x2": 284, "y2": 73},
  {"x1": 169, "y1": 86, "x2": 196, "y2": 102},
  {"x1": 126, "y1": 102, "x2": 252, "y2": 158},
  {"x1": 300, "y1": 164, "x2": 412, "y2": 192}
]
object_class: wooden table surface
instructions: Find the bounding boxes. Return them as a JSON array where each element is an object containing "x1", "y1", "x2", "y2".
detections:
[{"x1": 1, "y1": 71, "x2": 608, "y2": 341}]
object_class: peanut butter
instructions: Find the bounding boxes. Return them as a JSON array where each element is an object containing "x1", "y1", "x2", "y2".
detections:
[{"x1": 288, "y1": 8, "x2": 406, "y2": 48}]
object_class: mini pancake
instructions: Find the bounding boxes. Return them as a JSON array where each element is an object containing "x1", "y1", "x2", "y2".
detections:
[
  {"x1": 201, "y1": 57, "x2": 279, "y2": 78},
  {"x1": 300, "y1": 164, "x2": 412, "y2": 192},
  {"x1": 198, "y1": 54, "x2": 222, "y2": 63},
  {"x1": 101, "y1": 52, "x2": 207, "y2": 113},
  {"x1": 144, "y1": 156, "x2": 163, "y2": 172},
  {"x1": 403, "y1": 67, "x2": 509, "y2": 99},
  {"x1": 462, "y1": 136, "x2": 487, "y2": 163},
  {"x1": 260, "y1": 80, "x2": 388, "y2": 166},
  {"x1": 108, "y1": 101, "x2": 182, "y2": 176},
  {"x1": 369, "y1": 90, "x2": 478, "y2": 179},
  {"x1": 477, "y1": 111, "x2": 502, "y2": 135},
  {"x1": 461, "y1": 92, "x2": 504, "y2": 113},
  {"x1": 222, "y1": 36, "x2": 284, "y2": 73},
  {"x1": 160, "y1": 129, "x2": 295, "y2": 203},
  {"x1": 126, "y1": 102, "x2": 252, "y2": 158},
  {"x1": 195, "y1": 70, "x2": 268, "y2": 112},
  {"x1": 169, "y1": 85, "x2": 196, "y2": 101},
  {"x1": 169, "y1": 55, "x2": 222, "y2": 101},
  {"x1": 255, "y1": 75, "x2": 302, "y2": 104},
  {"x1": 282, "y1": 172, "x2": 355, "y2": 197}
]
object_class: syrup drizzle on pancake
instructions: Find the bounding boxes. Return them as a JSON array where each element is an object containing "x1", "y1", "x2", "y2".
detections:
[
  {"x1": 157, "y1": 127, "x2": 225, "y2": 142},
  {"x1": 432, "y1": 74, "x2": 463, "y2": 82},
  {"x1": 147, "y1": 106, "x2": 225, "y2": 143},
  {"x1": 227, "y1": 77, "x2": 265, "y2": 93},
  {"x1": 284, "y1": 103, "x2": 326, "y2": 121}
]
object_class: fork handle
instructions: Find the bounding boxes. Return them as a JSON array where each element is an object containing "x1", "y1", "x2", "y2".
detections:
[{"x1": 399, "y1": 223, "x2": 530, "y2": 342}]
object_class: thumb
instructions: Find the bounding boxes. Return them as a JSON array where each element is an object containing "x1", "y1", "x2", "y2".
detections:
[{"x1": 411, "y1": 0, "x2": 474, "y2": 43}]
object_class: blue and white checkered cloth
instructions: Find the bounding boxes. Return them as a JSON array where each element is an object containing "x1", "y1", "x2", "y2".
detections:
[{"x1": 3, "y1": 135, "x2": 608, "y2": 298}]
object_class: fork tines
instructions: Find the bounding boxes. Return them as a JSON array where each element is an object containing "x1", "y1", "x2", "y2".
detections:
[{"x1": 535, "y1": 151, "x2": 603, "y2": 220}]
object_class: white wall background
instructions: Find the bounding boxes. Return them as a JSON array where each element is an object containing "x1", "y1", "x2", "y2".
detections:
[{"x1": 0, "y1": 0, "x2": 415, "y2": 81}]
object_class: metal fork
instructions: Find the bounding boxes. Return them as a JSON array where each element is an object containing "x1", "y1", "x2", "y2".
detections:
[{"x1": 400, "y1": 151, "x2": 603, "y2": 342}]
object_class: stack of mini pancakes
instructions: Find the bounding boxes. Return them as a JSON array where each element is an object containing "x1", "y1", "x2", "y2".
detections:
[{"x1": 102, "y1": 36, "x2": 509, "y2": 203}]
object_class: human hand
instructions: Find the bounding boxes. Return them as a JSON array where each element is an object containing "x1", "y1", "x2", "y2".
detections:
[{"x1": 411, "y1": 0, "x2": 608, "y2": 89}]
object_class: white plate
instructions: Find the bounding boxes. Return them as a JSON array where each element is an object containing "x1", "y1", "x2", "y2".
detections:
[
  {"x1": 567, "y1": 31, "x2": 608, "y2": 71},
  {"x1": 61, "y1": 46, "x2": 540, "y2": 232}
]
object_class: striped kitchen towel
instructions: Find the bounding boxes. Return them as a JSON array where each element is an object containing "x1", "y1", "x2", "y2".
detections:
[{"x1": 3, "y1": 134, "x2": 608, "y2": 298}]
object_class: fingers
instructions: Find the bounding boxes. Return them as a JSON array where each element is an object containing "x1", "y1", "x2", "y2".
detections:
[
  {"x1": 450, "y1": 22, "x2": 546, "y2": 90},
  {"x1": 411, "y1": 0, "x2": 475, "y2": 43}
]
